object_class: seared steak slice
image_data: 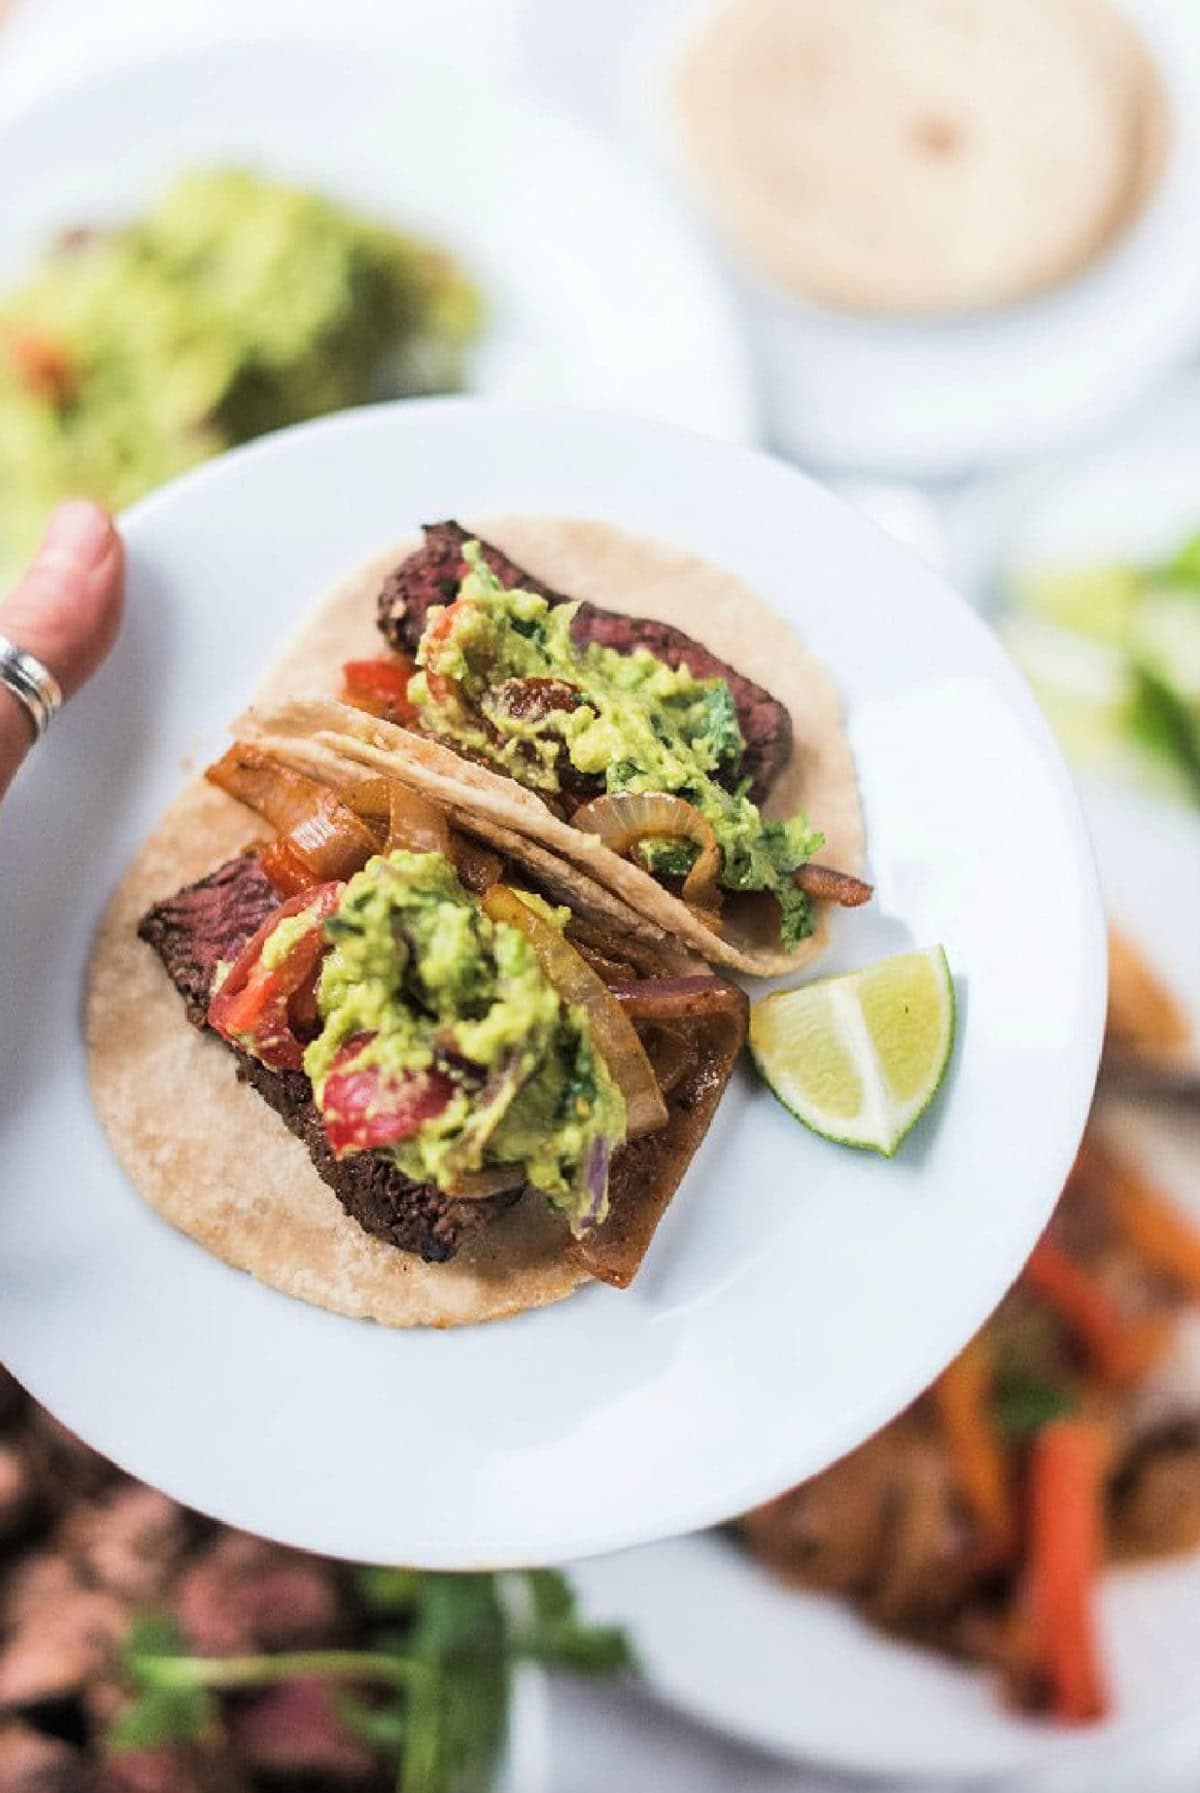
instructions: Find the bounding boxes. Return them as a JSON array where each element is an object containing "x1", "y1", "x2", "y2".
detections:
[
  {"x1": 138, "y1": 856, "x2": 514, "y2": 1263},
  {"x1": 137, "y1": 852, "x2": 280, "y2": 1027},
  {"x1": 377, "y1": 520, "x2": 793, "y2": 804}
]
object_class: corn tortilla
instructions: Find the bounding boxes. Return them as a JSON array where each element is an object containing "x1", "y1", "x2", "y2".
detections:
[
  {"x1": 674, "y1": 0, "x2": 1168, "y2": 315},
  {"x1": 247, "y1": 516, "x2": 865, "y2": 978}
]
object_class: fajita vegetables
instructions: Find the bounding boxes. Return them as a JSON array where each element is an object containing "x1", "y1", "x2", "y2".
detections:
[
  {"x1": 244, "y1": 517, "x2": 870, "y2": 976},
  {"x1": 742, "y1": 934, "x2": 1200, "y2": 1725}
]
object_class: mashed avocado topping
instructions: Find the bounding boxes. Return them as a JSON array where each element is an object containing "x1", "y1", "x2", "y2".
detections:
[
  {"x1": 410, "y1": 543, "x2": 824, "y2": 946},
  {"x1": 300, "y1": 852, "x2": 625, "y2": 1228},
  {"x1": 0, "y1": 169, "x2": 481, "y2": 577}
]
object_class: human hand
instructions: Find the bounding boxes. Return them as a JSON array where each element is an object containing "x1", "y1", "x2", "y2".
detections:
[{"x1": 0, "y1": 501, "x2": 124, "y2": 802}]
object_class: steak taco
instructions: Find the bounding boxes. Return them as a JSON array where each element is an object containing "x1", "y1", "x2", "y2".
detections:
[
  {"x1": 246, "y1": 516, "x2": 869, "y2": 977},
  {"x1": 87, "y1": 550, "x2": 750, "y2": 1329}
]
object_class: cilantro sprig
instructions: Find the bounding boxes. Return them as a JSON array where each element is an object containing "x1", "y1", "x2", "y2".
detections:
[{"x1": 110, "y1": 1568, "x2": 633, "y2": 1793}]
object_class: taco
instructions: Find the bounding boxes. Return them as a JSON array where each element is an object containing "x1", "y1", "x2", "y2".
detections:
[
  {"x1": 243, "y1": 517, "x2": 868, "y2": 977},
  {"x1": 87, "y1": 554, "x2": 749, "y2": 1329}
]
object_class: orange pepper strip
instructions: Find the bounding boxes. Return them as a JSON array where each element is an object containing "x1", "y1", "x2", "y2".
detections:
[
  {"x1": 1027, "y1": 1418, "x2": 1111, "y2": 1723},
  {"x1": 931, "y1": 1336, "x2": 1015, "y2": 1564},
  {"x1": 1102, "y1": 1147, "x2": 1200, "y2": 1302},
  {"x1": 1023, "y1": 1238, "x2": 1172, "y2": 1388}
]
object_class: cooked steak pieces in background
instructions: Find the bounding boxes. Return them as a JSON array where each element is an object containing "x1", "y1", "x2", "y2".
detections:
[
  {"x1": 376, "y1": 520, "x2": 794, "y2": 804},
  {"x1": 0, "y1": 1364, "x2": 377, "y2": 1789},
  {"x1": 137, "y1": 856, "x2": 515, "y2": 1263}
]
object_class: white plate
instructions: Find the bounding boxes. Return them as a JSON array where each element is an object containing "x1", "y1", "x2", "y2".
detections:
[
  {"x1": 0, "y1": 399, "x2": 1103, "y2": 1566},
  {"x1": 517, "y1": 0, "x2": 1200, "y2": 478},
  {"x1": 0, "y1": 36, "x2": 755, "y2": 451},
  {"x1": 498, "y1": 1663, "x2": 553, "y2": 1793}
]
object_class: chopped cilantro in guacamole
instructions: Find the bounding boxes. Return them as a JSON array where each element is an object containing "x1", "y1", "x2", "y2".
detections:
[
  {"x1": 0, "y1": 169, "x2": 481, "y2": 576},
  {"x1": 301, "y1": 851, "x2": 624, "y2": 1230},
  {"x1": 410, "y1": 544, "x2": 824, "y2": 946}
]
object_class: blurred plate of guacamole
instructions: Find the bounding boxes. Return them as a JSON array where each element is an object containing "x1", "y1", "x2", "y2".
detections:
[
  {"x1": 0, "y1": 37, "x2": 756, "y2": 579},
  {"x1": 0, "y1": 168, "x2": 481, "y2": 575}
]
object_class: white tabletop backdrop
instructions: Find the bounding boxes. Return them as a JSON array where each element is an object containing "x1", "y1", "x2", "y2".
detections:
[{"x1": 4, "y1": 1, "x2": 1200, "y2": 1787}]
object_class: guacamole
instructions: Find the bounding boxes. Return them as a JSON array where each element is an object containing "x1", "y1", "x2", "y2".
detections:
[
  {"x1": 297, "y1": 851, "x2": 624, "y2": 1230},
  {"x1": 0, "y1": 169, "x2": 481, "y2": 576},
  {"x1": 410, "y1": 544, "x2": 824, "y2": 946}
]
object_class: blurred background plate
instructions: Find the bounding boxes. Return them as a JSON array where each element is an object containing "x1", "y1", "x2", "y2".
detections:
[
  {"x1": 0, "y1": 35, "x2": 756, "y2": 447},
  {"x1": 518, "y1": 0, "x2": 1200, "y2": 479}
]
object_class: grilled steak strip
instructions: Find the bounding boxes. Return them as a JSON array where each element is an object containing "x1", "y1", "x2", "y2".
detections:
[
  {"x1": 137, "y1": 854, "x2": 513, "y2": 1263},
  {"x1": 377, "y1": 520, "x2": 794, "y2": 804}
]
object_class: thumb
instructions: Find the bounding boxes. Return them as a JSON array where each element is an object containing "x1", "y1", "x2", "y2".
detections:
[{"x1": 0, "y1": 500, "x2": 125, "y2": 800}]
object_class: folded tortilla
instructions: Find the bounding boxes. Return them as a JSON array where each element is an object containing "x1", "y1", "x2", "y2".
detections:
[{"x1": 246, "y1": 516, "x2": 866, "y2": 977}]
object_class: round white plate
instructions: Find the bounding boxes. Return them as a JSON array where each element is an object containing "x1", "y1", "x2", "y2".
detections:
[
  {"x1": 0, "y1": 36, "x2": 755, "y2": 451},
  {"x1": 0, "y1": 400, "x2": 1103, "y2": 1566},
  {"x1": 517, "y1": 0, "x2": 1200, "y2": 478}
]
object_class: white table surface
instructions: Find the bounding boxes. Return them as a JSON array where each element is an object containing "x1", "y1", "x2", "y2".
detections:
[{"x1": 4, "y1": 2, "x2": 1200, "y2": 1787}]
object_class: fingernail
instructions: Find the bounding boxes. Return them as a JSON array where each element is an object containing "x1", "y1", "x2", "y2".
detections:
[{"x1": 42, "y1": 498, "x2": 114, "y2": 567}]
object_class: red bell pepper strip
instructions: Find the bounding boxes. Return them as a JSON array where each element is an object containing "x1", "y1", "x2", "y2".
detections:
[
  {"x1": 208, "y1": 884, "x2": 342, "y2": 1071},
  {"x1": 340, "y1": 657, "x2": 420, "y2": 727}
]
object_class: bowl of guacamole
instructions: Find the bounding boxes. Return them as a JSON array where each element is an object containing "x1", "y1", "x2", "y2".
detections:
[{"x1": 0, "y1": 167, "x2": 481, "y2": 577}]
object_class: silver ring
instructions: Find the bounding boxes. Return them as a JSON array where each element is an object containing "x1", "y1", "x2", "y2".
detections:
[{"x1": 0, "y1": 634, "x2": 63, "y2": 740}]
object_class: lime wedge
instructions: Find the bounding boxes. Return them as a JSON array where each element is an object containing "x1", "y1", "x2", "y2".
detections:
[{"x1": 749, "y1": 947, "x2": 955, "y2": 1156}]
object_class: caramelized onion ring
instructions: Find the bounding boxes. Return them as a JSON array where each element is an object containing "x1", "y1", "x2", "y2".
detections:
[
  {"x1": 207, "y1": 744, "x2": 381, "y2": 882},
  {"x1": 482, "y1": 884, "x2": 669, "y2": 1140},
  {"x1": 572, "y1": 791, "x2": 722, "y2": 912},
  {"x1": 343, "y1": 775, "x2": 499, "y2": 889},
  {"x1": 385, "y1": 780, "x2": 453, "y2": 857}
]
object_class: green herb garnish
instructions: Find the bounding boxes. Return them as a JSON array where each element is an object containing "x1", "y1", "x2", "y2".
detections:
[
  {"x1": 993, "y1": 1375, "x2": 1078, "y2": 1439},
  {"x1": 109, "y1": 1569, "x2": 633, "y2": 1793}
]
